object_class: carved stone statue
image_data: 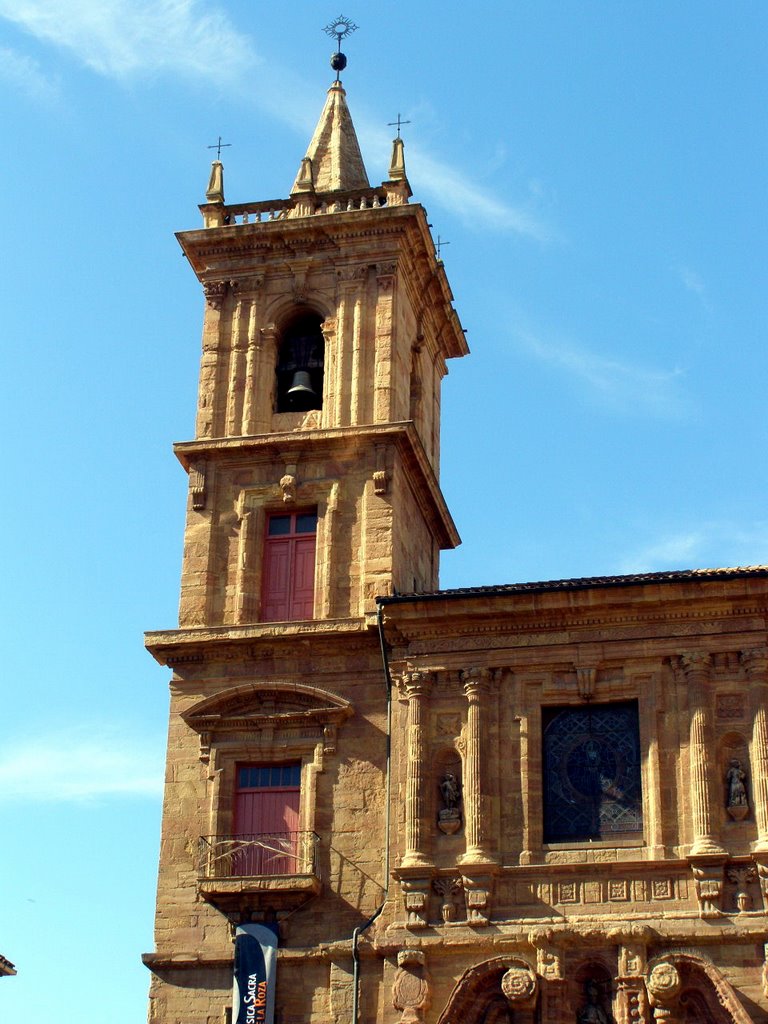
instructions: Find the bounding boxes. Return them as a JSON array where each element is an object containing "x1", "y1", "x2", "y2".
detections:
[
  {"x1": 578, "y1": 981, "x2": 611, "y2": 1024},
  {"x1": 437, "y1": 771, "x2": 462, "y2": 835},
  {"x1": 726, "y1": 759, "x2": 749, "y2": 820}
]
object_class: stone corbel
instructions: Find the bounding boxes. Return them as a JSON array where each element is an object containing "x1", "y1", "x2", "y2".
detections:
[
  {"x1": 189, "y1": 461, "x2": 207, "y2": 510},
  {"x1": 203, "y1": 280, "x2": 227, "y2": 310},
  {"x1": 401, "y1": 879, "x2": 430, "y2": 930},
  {"x1": 690, "y1": 861, "x2": 724, "y2": 918},
  {"x1": 392, "y1": 949, "x2": 431, "y2": 1024},
  {"x1": 461, "y1": 870, "x2": 493, "y2": 927},
  {"x1": 373, "y1": 444, "x2": 389, "y2": 496}
]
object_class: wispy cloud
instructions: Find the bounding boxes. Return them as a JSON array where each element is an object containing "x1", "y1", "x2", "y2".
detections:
[
  {"x1": 515, "y1": 328, "x2": 690, "y2": 418},
  {"x1": 0, "y1": 1, "x2": 550, "y2": 242},
  {"x1": 0, "y1": 44, "x2": 59, "y2": 102},
  {"x1": 677, "y1": 264, "x2": 706, "y2": 298},
  {"x1": 0, "y1": 0, "x2": 257, "y2": 84},
  {"x1": 618, "y1": 522, "x2": 768, "y2": 574},
  {"x1": 0, "y1": 728, "x2": 164, "y2": 802}
]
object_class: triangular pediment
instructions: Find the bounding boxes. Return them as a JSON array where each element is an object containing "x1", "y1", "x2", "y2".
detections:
[{"x1": 182, "y1": 682, "x2": 353, "y2": 732}]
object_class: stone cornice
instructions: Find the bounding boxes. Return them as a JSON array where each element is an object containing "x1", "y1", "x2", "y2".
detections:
[
  {"x1": 144, "y1": 616, "x2": 373, "y2": 665},
  {"x1": 173, "y1": 422, "x2": 460, "y2": 551}
]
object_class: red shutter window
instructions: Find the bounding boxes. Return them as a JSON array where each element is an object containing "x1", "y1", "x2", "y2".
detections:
[
  {"x1": 233, "y1": 763, "x2": 301, "y2": 875},
  {"x1": 261, "y1": 511, "x2": 317, "y2": 621}
]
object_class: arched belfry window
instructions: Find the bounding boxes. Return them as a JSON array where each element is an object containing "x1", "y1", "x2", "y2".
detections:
[{"x1": 275, "y1": 314, "x2": 324, "y2": 413}]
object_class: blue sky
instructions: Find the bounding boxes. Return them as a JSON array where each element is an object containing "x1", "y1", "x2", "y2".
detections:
[{"x1": 1, "y1": 2, "x2": 766, "y2": 1020}]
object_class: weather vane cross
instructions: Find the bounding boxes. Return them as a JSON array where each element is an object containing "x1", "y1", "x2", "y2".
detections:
[
  {"x1": 207, "y1": 136, "x2": 231, "y2": 161},
  {"x1": 436, "y1": 235, "x2": 451, "y2": 260},
  {"x1": 388, "y1": 113, "x2": 411, "y2": 139},
  {"x1": 323, "y1": 15, "x2": 359, "y2": 80}
]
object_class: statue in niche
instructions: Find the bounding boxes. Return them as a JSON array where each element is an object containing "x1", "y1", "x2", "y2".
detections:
[
  {"x1": 577, "y1": 981, "x2": 611, "y2": 1024},
  {"x1": 726, "y1": 759, "x2": 749, "y2": 820},
  {"x1": 437, "y1": 771, "x2": 462, "y2": 835}
]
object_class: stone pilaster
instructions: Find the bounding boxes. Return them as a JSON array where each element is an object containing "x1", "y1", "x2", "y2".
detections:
[
  {"x1": 459, "y1": 667, "x2": 496, "y2": 865},
  {"x1": 240, "y1": 279, "x2": 264, "y2": 435},
  {"x1": 373, "y1": 262, "x2": 397, "y2": 423},
  {"x1": 401, "y1": 671, "x2": 433, "y2": 869}
]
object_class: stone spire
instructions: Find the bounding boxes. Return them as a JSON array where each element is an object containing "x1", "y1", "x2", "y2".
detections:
[{"x1": 291, "y1": 81, "x2": 369, "y2": 195}]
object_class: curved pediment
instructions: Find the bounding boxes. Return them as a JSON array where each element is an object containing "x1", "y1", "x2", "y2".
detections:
[{"x1": 182, "y1": 681, "x2": 353, "y2": 732}]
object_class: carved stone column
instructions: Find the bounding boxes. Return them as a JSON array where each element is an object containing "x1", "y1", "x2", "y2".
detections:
[
  {"x1": 682, "y1": 653, "x2": 725, "y2": 857},
  {"x1": 459, "y1": 667, "x2": 496, "y2": 865},
  {"x1": 401, "y1": 671, "x2": 433, "y2": 869},
  {"x1": 744, "y1": 649, "x2": 768, "y2": 848}
]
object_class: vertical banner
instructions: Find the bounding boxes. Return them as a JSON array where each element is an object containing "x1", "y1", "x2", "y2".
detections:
[{"x1": 232, "y1": 922, "x2": 279, "y2": 1024}]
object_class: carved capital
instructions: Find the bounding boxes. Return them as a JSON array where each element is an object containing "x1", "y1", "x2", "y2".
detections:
[
  {"x1": 460, "y1": 666, "x2": 492, "y2": 699},
  {"x1": 690, "y1": 862, "x2": 724, "y2": 917},
  {"x1": 401, "y1": 671, "x2": 433, "y2": 700},
  {"x1": 679, "y1": 651, "x2": 711, "y2": 682},
  {"x1": 741, "y1": 647, "x2": 768, "y2": 678}
]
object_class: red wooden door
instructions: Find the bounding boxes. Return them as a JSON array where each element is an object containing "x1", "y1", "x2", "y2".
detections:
[
  {"x1": 261, "y1": 511, "x2": 317, "y2": 621},
  {"x1": 233, "y1": 764, "x2": 301, "y2": 875}
]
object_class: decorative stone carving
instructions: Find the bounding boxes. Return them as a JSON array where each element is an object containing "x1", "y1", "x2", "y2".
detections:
[
  {"x1": 438, "y1": 771, "x2": 462, "y2": 834},
  {"x1": 203, "y1": 280, "x2": 227, "y2": 310},
  {"x1": 726, "y1": 864, "x2": 757, "y2": 912},
  {"x1": 432, "y1": 876, "x2": 463, "y2": 922},
  {"x1": 189, "y1": 462, "x2": 207, "y2": 510},
  {"x1": 576, "y1": 666, "x2": 597, "y2": 701},
  {"x1": 280, "y1": 473, "x2": 296, "y2": 504},
  {"x1": 501, "y1": 966, "x2": 537, "y2": 1008},
  {"x1": 646, "y1": 963, "x2": 681, "y2": 1005},
  {"x1": 392, "y1": 949, "x2": 431, "y2": 1024},
  {"x1": 691, "y1": 862, "x2": 723, "y2": 917},
  {"x1": 726, "y1": 759, "x2": 749, "y2": 820},
  {"x1": 373, "y1": 444, "x2": 389, "y2": 496},
  {"x1": 462, "y1": 871, "x2": 492, "y2": 926},
  {"x1": 402, "y1": 886, "x2": 429, "y2": 929}
]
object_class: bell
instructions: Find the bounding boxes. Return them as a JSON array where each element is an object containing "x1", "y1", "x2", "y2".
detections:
[{"x1": 286, "y1": 369, "x2": 318, "y2": 409}]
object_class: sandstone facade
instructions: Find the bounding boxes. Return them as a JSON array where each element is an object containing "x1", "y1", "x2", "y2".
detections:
[{"x1": 144, "y1": 76, "x2": 768, "y2": 1024}]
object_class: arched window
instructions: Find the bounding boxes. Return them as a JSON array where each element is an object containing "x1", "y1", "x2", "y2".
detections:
[{"x1": 275, "y1": 314, "x2": 324, "y2": 413}]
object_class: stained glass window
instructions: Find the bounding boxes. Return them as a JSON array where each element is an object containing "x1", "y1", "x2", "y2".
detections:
[{"x1": 542, "y1": 701, "x2": 643, "y2": 843}]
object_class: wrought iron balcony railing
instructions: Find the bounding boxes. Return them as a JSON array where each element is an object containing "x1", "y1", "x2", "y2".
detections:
[{"x1": 199, "y1": 831, "x2": 319, "y2": 880}]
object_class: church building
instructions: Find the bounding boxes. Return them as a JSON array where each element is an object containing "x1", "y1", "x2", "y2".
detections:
[{"x1": 143, "y1": 45, "x2": 768, "y2": 1024}]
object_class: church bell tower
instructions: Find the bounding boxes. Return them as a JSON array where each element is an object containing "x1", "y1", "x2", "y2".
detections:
[
  {"x1": 172, "y1": 75, "x2": 467, "y2": 631},
  {"x1": 143, "y1": 44, "x2": 467, "y2": 1024}
]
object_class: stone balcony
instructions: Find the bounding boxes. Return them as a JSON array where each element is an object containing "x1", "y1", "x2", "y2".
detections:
[{"x1": 197, "y1": 831, "x2": 321, "y2": 915}]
